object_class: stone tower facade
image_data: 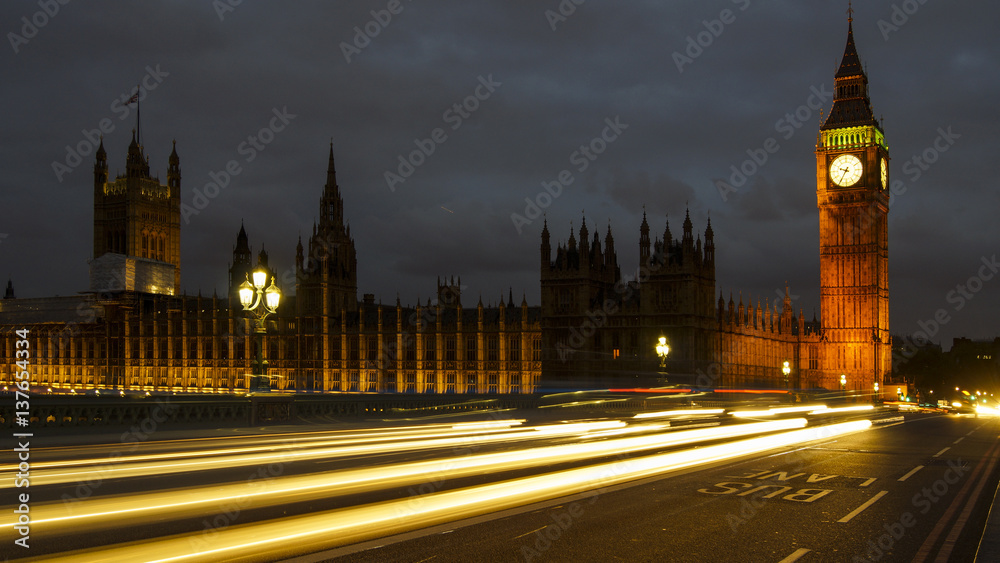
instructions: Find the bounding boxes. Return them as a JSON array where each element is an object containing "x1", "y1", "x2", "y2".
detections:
[
  {"x1": 540, "y1": 211, "x2": 718, "y2": 388},
  {"x1": 816, "y1": 17, "x2": 891, "y2": 391},
  {"x1": 295, "y1": 144, "x2": 359, "y2": 318},
  {"x1": 91, "y1": 132, "x2": 181, "y2": 295}
]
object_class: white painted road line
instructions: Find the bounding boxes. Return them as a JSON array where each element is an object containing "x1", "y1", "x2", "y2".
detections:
[
  {"x1": 838, "y1": 490, "x2": 889, "y2": 523},
  {"x1": 953, "y1": 437, "x2": 964, "y2": 445},
  {"x1": 934, "y1": 447, "x2": 950, "y2": 458},
  {"x1": 899, "y1": 465, "x2": 924, "y2": 482},
  {"x1": 859, "y1": 477, "x2": 877, "y2": 487},
  {"x1": 777, "y1": 547, "x2": 812, "y2": 562}
]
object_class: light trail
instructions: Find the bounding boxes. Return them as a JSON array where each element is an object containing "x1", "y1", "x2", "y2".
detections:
[
  {"x1": 0, "y1": 420, "x2": 625, "y2": 488},
  {"x1": 23, "y1": 419, "x2": 872, "y2": 562},
  {"x1": 633, "y1": 409, "x2": 725, "y2": 419},
  {"x1": 0, "y1": 420, "x2": 527, "y2": 475},
  {"x1": 0, "y1": 419, "x2": 808, "y2": 539},
  {"x1": 730, "y1": 404, "x2": 827, "y2": 418}
]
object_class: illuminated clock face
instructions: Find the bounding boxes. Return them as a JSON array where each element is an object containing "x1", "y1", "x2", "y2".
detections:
[
  {"x1": 880, "y1": 157, "x2": 888, "y2": 189},
  {"x1": 830, "y1": 154, "x2": 863, "y2": 187}
]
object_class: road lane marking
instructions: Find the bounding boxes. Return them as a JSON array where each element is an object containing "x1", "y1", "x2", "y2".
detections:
[
  {"x1": 913, "y1": 439, "x2": 1000, "y2": 563},
  {"x1": 899, "y1": 466, "x2": 924, "y2": 482},
  {"x1": 859, "y1": 477, "x2": 877, "y2": 487},
  {"x1": 838, "y1": 490, "x2": 889, "y2": 523},
  {"x1": 953, "y1": 437, "x2": 964, "y2": 444},
  {"x1": 933, "y1": 447, "x2": 950, "y2": 458},
  {"x1": 513, "y1": 526, "x2": 547, "y2": 539},
  {"x1": 777, "y1": 548, "x2": 811, "y2": 562},
  {"x1": 935, "y1": 440, "x2": 1000, "y2": 561}
]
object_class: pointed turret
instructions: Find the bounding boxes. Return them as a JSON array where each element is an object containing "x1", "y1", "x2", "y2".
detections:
[
  {"x1": 821, "y1": 14, "x2": 877, "y2": 131},
  {"x1": 229, "y1": 222, "x2": 253, "y2": 301},
  {"x1": 320, "y1": 142, "x2": 345, "y2": 231},
  {"x1": 3, "y1": 279, "x2": 15, "y2": 300},
  {"x1": 94, "y1": 136, "x2": 108, "y2": 189},
  {"x1": 639, "y1": 210, "x2": 650, "y2": 263},
  {"x1": 682, "y1": 207, "x2": 694, "y2": 246},
  {"x1": 125, "y1": 129, "x2": 149, "y2": 178},
  {"x1": 167, "y1": 140, "x2": 181, "y2": 193},
  {"x1": 295, "y1": 235, "x2": 304, "y2": 270},
  {"x1": 541, "y1": 218, "x2": 551, "y2": 270},
  {"x1": 704, "y1": 215, "x2": 715, "y2": 266}
]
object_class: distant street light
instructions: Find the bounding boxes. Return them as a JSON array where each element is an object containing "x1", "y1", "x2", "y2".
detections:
[
  {"x1": 782, "y1": 361, "x2": 791, "y2": 388},
  {"x1": 840, "y1": 374, "x2": 847, "y2": 392},
  {"x1": 656, "y1": 337, "x2": 670, "y2": 369},
  {"x1": 239, "y1": 264, "x2": 281, "y2": 393}
]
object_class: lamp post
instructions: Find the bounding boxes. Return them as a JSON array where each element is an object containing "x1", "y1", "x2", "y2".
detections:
[
  {"x1": 874, "y1": 381, "x2": 880, "y2": 402},
  {"x1": 656, "y1": 337, "x2": 670, "y2": 369},
  {"x1": 840, "y1": 374, "x2": 847, "y2": 393},
  {"x1": 655, "y1": 336, "x2": 670, "y2": 386},
  {"x1": 239, "y1": 266, "x2": 281, "y2": 393},
  {"x1": 782, "y1": 361, "x2": 791, "y2": 389}
]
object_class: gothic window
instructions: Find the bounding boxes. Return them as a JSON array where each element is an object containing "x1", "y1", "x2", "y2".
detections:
[
  {"x1": 466, "y1": 336, "x2": 477, "y2": 362},
  {"x1": 508, "y1": 336, "x2": 520, "y2": 362},
  {"x1": 487, "y1": 336, "x2": 499, "y2": 362},
  {"x1": 423, "y1": 335, "x2": 436, "y2": 366}
]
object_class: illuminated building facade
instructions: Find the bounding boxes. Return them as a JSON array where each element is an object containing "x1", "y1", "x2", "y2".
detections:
[{"x1": 0, "y1": 20, "x2": 887, "y2": 394}]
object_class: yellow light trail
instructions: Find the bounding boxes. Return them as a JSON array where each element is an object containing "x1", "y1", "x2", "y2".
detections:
[
  {"x1": 0, "y1": 420, "x2": 624, "y2": 488},
  {"x1": 0, "y1": 419, "x2": 806, "y2": 539},
  {"x1": 0, "y1": 420, "x2": 527, "y2": 475},
  {"x1": 730, "y1": 404, "x2": 827, "y2": 418},
  {"x1": 633, "y1": 409, "x2": 724, "y2": 419},
  {"x1": 23, "y1": 420, "x2": 872, "y2": 562}
]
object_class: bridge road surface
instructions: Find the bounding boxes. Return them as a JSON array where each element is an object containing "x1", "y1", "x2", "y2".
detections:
[{"x1": 309, "y1": 414, "x2": 1000, "y2": 563}]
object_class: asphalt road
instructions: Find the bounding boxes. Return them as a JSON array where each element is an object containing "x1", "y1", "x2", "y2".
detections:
[
  {"x1": 4, "y1": 408, "x2": 999, "y2": 562},
  {"x1": 304, "y1": 413, "x2": 1000, "y2": 563}
]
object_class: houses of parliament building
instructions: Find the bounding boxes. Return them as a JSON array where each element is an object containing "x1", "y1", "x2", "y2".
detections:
[{"x1": 0, "y1": 19, "x2": 891, "y2": 395}]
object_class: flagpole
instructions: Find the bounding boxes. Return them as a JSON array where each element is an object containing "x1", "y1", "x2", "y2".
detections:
[{"x1": 135, "y1": 83, "x2": 141, "y2": 148}]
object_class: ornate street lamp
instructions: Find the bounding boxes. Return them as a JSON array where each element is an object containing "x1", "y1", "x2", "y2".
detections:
[
  {"x1": 840, "y1": 374, "x2": 847, "y2": 392},
  {"x1": 782, "y1": 361, "x2": 791, "y2": 389},
  {"x1": 239, "y1": 265, "x2": 281, "y2": 393},
  {"x1": 655, "y1": 337, "x2": 670, "y2": 369}
]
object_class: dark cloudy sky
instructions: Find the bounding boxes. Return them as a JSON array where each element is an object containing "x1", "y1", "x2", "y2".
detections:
[{"x1": 1, "y1": 1, "x2": 997, "y2": 350}]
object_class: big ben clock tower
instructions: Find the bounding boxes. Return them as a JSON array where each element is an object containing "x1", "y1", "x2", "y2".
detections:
[{"x1": 816, "y1": 11, "x2": 891, "y2": 393}]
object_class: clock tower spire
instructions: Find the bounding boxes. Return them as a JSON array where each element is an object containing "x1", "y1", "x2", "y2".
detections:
[{"x1": 816, "y1": 10, "x2": 891, "y2": 395}]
